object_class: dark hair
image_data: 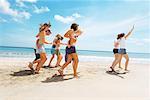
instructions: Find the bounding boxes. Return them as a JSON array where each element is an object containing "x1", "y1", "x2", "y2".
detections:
[
  {"x1": 56, "y1": 34, "x2": 64, "y2": 40},
  {"x1": 43, "y1": 23, "x2": 51, "y2": 27},
  {"x1": 117, "y1": 33, "x2": 125, "y2": 40},
  {"x1": 57, "y1": 36, "x2": 63, "y2": 40},
  {"x1": 71, "y1": 23, "x2": 79, "y2": 31},
  {"x1": 39, "y1": 23, "x2": 51, "y2": 32}
]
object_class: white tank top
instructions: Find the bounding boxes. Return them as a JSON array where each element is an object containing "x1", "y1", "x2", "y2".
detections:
[
  {"x1": 114, "y1": 40, "x2": 119, "y2": 49},
  {"x1": 119, "y1": 37, "x2": 126, "y2": 49}
]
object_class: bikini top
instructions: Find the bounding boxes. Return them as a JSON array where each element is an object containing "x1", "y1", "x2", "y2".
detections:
[{"x1": 52, "y1": 39, "x2": 60, "y2": 49}]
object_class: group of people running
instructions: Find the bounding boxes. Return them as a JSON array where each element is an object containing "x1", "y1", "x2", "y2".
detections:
[
  {"x1": 28, "y1": 21, "x2": 134, "y2": 78},
  {"x1": 28, "y1": 22, "x2": 82, "y2": 78}
]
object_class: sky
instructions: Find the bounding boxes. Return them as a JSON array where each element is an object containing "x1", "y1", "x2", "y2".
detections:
[{"x1": 0, "y1": 0, "x2": 150, "y2": 53}]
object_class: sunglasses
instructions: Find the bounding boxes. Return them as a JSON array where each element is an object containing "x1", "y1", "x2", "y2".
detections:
[{"x1": 45, "y1": 29, "x2": 52, "y2": 35}]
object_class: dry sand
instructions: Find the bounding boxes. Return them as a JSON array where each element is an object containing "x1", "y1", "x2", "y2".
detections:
[{"x1": 0, "y1": 57, "x2": 149, "y2": 100}]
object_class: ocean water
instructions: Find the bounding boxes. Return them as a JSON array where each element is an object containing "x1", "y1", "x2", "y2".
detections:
[{"x1": 0, "y1": 46, "x2": 149, "y2": 60}]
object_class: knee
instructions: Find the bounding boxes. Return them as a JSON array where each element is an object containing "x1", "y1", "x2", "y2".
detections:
[
  {"x1": 66, "y1": 60, "x2": 71, "y2": 64},
  {"x1": 45, "y1": 57, "x2": 47, "y2": 61},
  {"x1": 116, "y1": 58, "x2": 120, "y2": 62},
  {"x1": 64, "y1": 61, "x2": 70, "y2": 66},
  {"x1": 42, "y1": 57, "x2": 47, "y2": 62},
  {"x1": 74, "y1": 59, "x2": 79, "y2": 63},
  {"x1": 77, "y1": 59, "x2": 79, "y2": 63},
  {"x1": 126, "y1": 58, "x2": 129, "y2": 62},
  {"x1": 52, "y1": 55, "x2": 55, "y2": 58},
  {"x1": 59, "y1": 55, "x2": 63, "y2": 59},
  {"x1": 60, "y1": 55, "x2": 63, "y2": 58}
]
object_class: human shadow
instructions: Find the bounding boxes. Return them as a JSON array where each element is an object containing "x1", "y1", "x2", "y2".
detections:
[
  {"x1": 42, "y1": 66, "x2": 59, "y2": 69},
  {"x1": 41, "y1": 73, "x2": 77, "y2": 83},
  {"x1": 106, "y1": 71, "x2": 125, "y2": 79},
  {"x1": 10, "y1": 70, "x2": 33, "y2": 76}
]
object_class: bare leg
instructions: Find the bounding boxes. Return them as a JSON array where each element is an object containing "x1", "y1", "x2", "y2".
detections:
[
  {"x1": 110, "y1": 54, "x2": 119, "y2": 69},
  {"x1": 33, "y1": 59, "x2": 41, "y2": 64},
  {"x1": 118, "y1": 55, "x2": 122, "y2": 68},
  {"x1": 108, "y1": 54, "x2": 118, "y2": 72},
  {"x1": 58, "y1": 54, "x2": 72, "y2": 76},
  {"x1": 123, "y1": 54, "x2": 129, "y2": 71},
  {"x1": 72, "y1": 60, "x2": 75, "y2": 69},
  {"x1": 72, "y1": 53, "x2": 79, "y2": 78},
  {"x1": 48, "y1": 54, "x2": 55, "y2": 67},
  {"x1": 111, "y1": 54, "x2": 122, "y2": 70},
  {"x1": 28, "y1": 59, "x2": 40, "y2": 70},
  {"x1": 35, "y1": 53, "x2": 47, "y2": 73},
  {"x1": 55, "y1": 54, "x2": 63, "y2": 66}
]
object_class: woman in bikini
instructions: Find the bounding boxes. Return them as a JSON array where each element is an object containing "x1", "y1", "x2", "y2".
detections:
[
  {"x1": 47, "y1": 34, "x2": 67, "y2": 68},
  {"x1": 109, "y1": 25, "x2": 134, "y2": 72},
  {"x1": 58, "y1": 23, "x2": 82, "y2": 78},
  {"x1": 28, "y1": 22, "x2": 52, "y2": 74}
]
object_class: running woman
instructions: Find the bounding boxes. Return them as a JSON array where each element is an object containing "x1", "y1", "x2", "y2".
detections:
[{"x1": 57, "y1": 23, "x2": 82, "y2": 78}]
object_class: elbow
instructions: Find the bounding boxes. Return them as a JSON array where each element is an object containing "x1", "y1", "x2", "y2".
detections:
[
  {"x1": 64, "y1": 35, "x2": 69, "y2": 38},
  {"x1": 64, "y1": 35, "x2": 67, "y2": 38}
]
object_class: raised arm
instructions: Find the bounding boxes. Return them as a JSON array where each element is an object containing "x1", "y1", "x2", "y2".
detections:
[
  {"x1": 64, "y1": 29, "x2": 73, "y2": 38},
  {"x1": 60, "y1": 42, "x2": 68, "y2": 45},
  {"x1": 76, "y1": 29, "x2": 83, "y2": 36},
  {"x1": 125, "y1": 25, "x2": 134, "y2": 39}
]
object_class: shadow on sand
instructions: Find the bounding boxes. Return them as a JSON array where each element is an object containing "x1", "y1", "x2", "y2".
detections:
[
  {"x1": 41, "y1": 73, "x2": 78, "y2": 83},
  {"x1": 10, "y1": 70, "x2": 33, "y2": 76},
  {"x1": 106, "y1": 71, "x2": 125, "y2": 79}
]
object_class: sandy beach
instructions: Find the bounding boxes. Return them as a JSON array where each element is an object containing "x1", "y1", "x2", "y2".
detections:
[
  {"x1": 0, "y1": 0, "x2": 149, "y2": 100},
  {"x1": 0, "y1": 56, "x2": 149, "y2": 100}
]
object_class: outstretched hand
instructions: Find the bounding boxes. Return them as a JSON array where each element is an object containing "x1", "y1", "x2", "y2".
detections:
[
  {"x1": 131, "y1": 25, "x2": 134, "y2": 30},
  {"x1": 48, "y1": 42, "x2": 52, "y2": 45},
  {"x1": 130, "y1": 25, "x2": 134, "y2": 33},
  {"x1": 76, "y1": 29, "x2": 83, "y2": 36},
  {"x1": 125, "y1": 25, "x2": 135, "y2": 39},
  {"x1": 60, "y1": 43, "x2": 68, "y2": 45}
]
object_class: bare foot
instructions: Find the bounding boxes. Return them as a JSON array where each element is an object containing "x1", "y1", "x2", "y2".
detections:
[
  {"x1": 58, "y1": 69, "x2": 63, "y2": 76},
  {"x1": 108, "y1": 67, "x2": 115, "y2": 72},
  {"x1": 48, "y1": 66, "x2": 57, "y2": 68},
  {"x1": 55, "y1": 65, "x2": 61, "y2": 68},
  {"x1": 28, "y1": 62, "x2": 34, "y2": 71},
  {"x1": 52, "y1": 74, "x2": 58, "y2": 77},
  {"x1": 74, "y1": 75, "x2": 79, "y2": 79},
  {"x1": 124, "y1": 69, "x2": 130, "y2": 73},
  {"x1": 34, "y1": 71, "x2": 39, "y2": 74}
]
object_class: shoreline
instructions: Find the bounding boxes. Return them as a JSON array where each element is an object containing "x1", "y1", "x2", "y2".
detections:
[
  {"x1": 0, "y1": 56, "x2": 149, "y2": 100},
  {"x1": 0, "y1": 46, "x2": 150, "y2": 60},
  {"x1": 0, "y1": 55, "x2": 149, "y2": 62}
]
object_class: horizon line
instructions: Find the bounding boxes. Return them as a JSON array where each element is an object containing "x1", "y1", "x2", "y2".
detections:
[{"x1": 0, "y1": 45, "x2": 149, "y2": 54}]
